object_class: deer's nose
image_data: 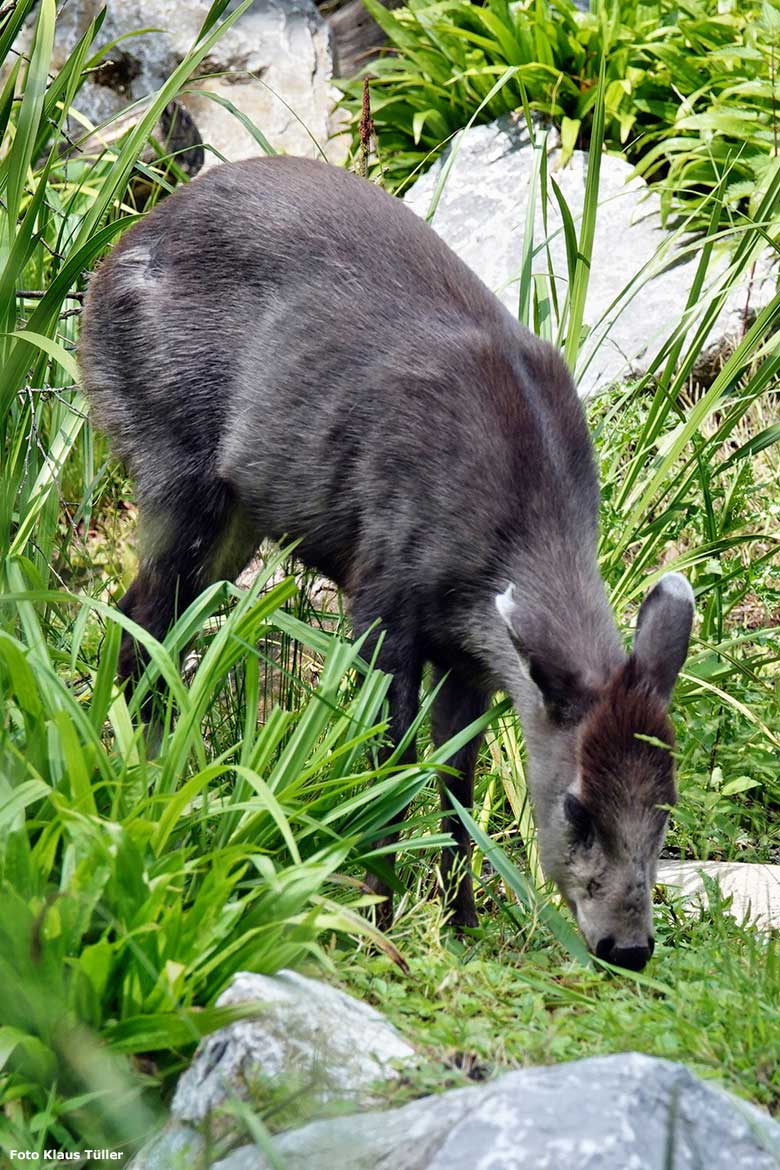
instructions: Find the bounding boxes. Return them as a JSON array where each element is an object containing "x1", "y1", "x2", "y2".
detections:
[{"x1": 596, "y1": 935, "x2": 654, "y2": 971}]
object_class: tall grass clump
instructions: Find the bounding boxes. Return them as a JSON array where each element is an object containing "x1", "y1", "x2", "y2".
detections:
[{"x1": 0, "y1": 555, "x2": 449, "y2": 1154}]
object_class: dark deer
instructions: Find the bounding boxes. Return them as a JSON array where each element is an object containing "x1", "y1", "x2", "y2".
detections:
[{"x1": 79, "y1": 156, "x2": 695, "y2": 969}]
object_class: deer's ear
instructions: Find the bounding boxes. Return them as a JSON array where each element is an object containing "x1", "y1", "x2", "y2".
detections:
[
  {"x1": 523, "y1": 652, "x2": 599, "y2": 726},
  {"x1": 494, "y1": 582, "x2": 517, "y2": 627},
  {"x1": 632, "y1": 573, "x2": 695, "y2": 704},
  {"x1": 495, "y1": 584, "x2": 595, "y2": 726}
]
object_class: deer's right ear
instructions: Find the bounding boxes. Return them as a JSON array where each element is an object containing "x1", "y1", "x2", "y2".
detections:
[
  {"x1": 495, "y1": 584, "x2": 593, "y2": 726},
  {"x1": 495, "y1": 583, "x2": 524, "y2": 659},
  {"x1": 632, "y1": 572, "x2": 695, "y2": 704},
  {"x1": 495, "y1": 582, "x2": 517, "y2": 628}
]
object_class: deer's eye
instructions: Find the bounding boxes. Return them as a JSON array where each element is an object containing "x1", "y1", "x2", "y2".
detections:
[
  {"x1": 586, "y1": 879, "x2": 602, "y2": 899},
  {"x1": 564, "y1": 793, "x2": 594, "y2": 849}
]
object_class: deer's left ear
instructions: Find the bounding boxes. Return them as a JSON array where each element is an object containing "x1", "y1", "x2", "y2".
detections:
[{"x1": 632, "y1": 572, "x2": 695, "y2": 703}]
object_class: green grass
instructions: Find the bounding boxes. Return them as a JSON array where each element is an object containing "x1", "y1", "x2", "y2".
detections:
[{"x1": 334, "y1": 893, "x2": 780, "y2": 1116}]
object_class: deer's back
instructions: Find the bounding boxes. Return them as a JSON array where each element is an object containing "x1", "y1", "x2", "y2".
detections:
[{"x1": 80, "y1": 156, "x2": 598, "y2": 606}]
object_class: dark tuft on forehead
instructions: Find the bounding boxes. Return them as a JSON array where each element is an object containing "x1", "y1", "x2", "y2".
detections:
[{"x1": 577, "y1": 662, "x2": 677, "y2": 842}]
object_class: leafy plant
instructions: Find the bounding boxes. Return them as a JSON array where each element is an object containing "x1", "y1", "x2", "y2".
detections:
[
  {"x1": 0, "y1": 557, "x2": 406, "y2": 1152},
  {"x1": 339, "y1": 0, "x2": 780, "y2": 223}
]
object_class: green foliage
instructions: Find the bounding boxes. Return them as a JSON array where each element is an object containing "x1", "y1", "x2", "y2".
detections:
[
  {"x1": 340, "y1": 0, "x2": 780, "y2": 220},
  {"x1": 0, "y1": 562, "x2": 429, "y2": 1154},
  {"x1": 338, "y1": 897, "x2": 780, "y2": 1116}
]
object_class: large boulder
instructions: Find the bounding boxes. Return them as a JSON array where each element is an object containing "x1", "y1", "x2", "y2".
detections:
[
  {"x1": 31, "y1": 0, "x2": 342, "y2": 165},
  {"x1": 132, "y1": 970, "x2": 417, "y2": 1165},
  {"x1": 132, "y1": 973, "x2": 780, "y2": 1170},
  {"x1": 173, "y1": 970, "x2": 416, "y2": 1122},
  {"x1": 404, "y1": 116, "x2": 778, "y2": 395}
]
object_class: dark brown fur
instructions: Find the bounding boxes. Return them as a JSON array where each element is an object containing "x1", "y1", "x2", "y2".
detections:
[{"x1": 578, "y1": 664, "x2": 676, "y2": 848}]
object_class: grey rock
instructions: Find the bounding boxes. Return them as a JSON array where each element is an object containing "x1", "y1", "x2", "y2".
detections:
[
  {"x1": 212, "y1": 1052, "x2": 780, "y2": 1170},
  {"x1": 131, "y1": 970, "x2": 417, "y2": 1169},
  {"x1": 30, "y1": 0, "x2": 342, "y2": 164},
  {"x1": 324, "y1": 0, "x2": 405, "y2": 77},
  {"x1": 130, "y1": 1122, "x2": 205, "y2": 1170},
  {"x1": 171, "y1": 970, "x2": 416, "y2": 1126},
  {"x1": 404, "y1": 116, "x2": 778, "y2": 395}
]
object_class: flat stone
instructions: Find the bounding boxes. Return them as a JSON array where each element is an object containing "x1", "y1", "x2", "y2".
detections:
[
  {"x1": 207, "y1": 1052, "x2": 780, "y2": 1170},
  {"x1": 404, "y1": 116, "x2": 776, "y2": 395},
  {"x1": 658, "y1": 860, "x2": 780, "y2": 928}
]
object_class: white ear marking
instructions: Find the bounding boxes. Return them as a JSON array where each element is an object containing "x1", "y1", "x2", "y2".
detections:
[
  {"x1": 657, "y1": 571, "x2": 695, "y2": 610},
  {"x1": 495, "y1": 582, "x2": 516, "y2": 628}
]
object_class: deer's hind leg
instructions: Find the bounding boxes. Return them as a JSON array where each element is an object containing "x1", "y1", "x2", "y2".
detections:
[{"x1": 117, "y1": 474, "x2": 258, "y2": 694}]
